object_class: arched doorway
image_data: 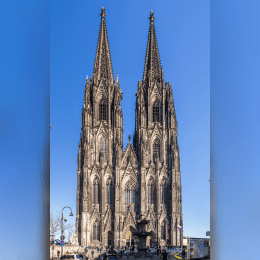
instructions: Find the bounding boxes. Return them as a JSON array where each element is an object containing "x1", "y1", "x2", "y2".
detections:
[
  {"x1": 123, "y1": 226, "x2": 137, "y2": 248},
  {"x1": 107, "y1": 231, "x2": 114, "y2": 247},
  {"x1": 126, "y1": 231, "x2": 132, "y2": 247},
  {"x1": 147, "y1": 231, "x2": 156, "y2": 247}
]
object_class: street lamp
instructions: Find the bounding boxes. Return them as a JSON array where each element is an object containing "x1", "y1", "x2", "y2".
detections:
[{"x1": 61, "y1": 206, "x2": 74, "y2": 257}]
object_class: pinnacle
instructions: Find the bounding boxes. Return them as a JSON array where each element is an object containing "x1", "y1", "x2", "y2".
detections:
[
  {"x1": 92, "y1": 7, "x2": 114, "y2": 81},
  {"x1": 142, "y1": 11, "x2": 162, "y2": 87}
]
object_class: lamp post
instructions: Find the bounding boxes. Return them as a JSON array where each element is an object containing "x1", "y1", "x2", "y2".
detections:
[{"x1": 60, "y1": 206, "x2": 74, "y2": 257}]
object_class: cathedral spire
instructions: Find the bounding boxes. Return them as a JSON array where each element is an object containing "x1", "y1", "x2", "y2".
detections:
[
  {"x1": 142, "y1": 11, "x2": 162, "y2": 87},
  {"x1": 92, "y1": 7, "x2": 114, "y2": 82}
]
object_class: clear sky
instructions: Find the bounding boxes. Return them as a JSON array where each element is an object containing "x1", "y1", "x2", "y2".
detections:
[
  {"x1": 50, "y1": 0, "x2": 210, "y2": 239},
  {"x1": 1, "y1": 0, "x2": 259, "y2": 259}
]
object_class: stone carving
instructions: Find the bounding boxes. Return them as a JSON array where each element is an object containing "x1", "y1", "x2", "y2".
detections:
[{"x1": 75, "y1": 8, "x2": 182, "y2": 247}]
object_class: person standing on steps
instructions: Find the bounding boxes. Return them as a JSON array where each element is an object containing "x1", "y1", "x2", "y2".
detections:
[{"x1": 181, "y1": 247, "x2": 186, "y2": 260}]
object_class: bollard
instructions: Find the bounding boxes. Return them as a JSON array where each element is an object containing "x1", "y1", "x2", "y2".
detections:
[
  {"x1": 135, "y1": 254, "x2": 137, "y2": 259},
  {"x1": 127, "y1": 253, "x2": 129, "y2": 259},
  {"x1": 151, "y1": 254, "x2": 153, "y2": 259}
]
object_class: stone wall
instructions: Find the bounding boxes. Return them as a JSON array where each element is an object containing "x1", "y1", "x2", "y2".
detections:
[{"x1": 50, "y1": 245, "x2": 84, "y2": 258}]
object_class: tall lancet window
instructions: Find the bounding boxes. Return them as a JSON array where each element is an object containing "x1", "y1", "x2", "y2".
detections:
[
  {"x1": 124, "y1": 180, "x2": 136, "y2": 205},
  {"x1": 99, "y1": 98, "x2": 106, "y2": 121},
  {"x1": 106, "y1": 178, "x2": 113, "y2": 205},
  {"x1": 93, "y1": 178, "x2": 99, "y2": 204},
  {"x1": 161, "y1": 221, "x2": 166, "y2": 240},
  {"x1": 153, "y1": 139, "x2": 160, "y2": 163},
  {"x1": 93, "y1": 221, "x2": 100, "y2": 241},
  {"x1": 160, "y1": 179, "x2": 166, "y2": 204},
  {"x1": 99, "y1": 137, "x2": 106, "y2": 161},
  {"x1": 147, "y1": 179, "x2": 154, "y2": 204},
  {"x1": 153, "y1": 101, "x2": 159, "y2": 122}
]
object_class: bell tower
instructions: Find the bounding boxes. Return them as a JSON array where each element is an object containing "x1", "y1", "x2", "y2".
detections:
[
  {"x1": 134, "y1": 11, "x2": 183, "y2": 247},
  {"x1": 75, "y1": 7, "x2": 123, "y2": 247}
]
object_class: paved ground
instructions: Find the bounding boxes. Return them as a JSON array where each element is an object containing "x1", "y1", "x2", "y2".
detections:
[
  {"x1": 88, "y1": 252, "x2": 210, "y2": 260},
  {"x1": 54, "y1": 249, "x2": 210, "y2": 260}
]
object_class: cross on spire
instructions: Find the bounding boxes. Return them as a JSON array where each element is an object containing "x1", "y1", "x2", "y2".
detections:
[
  {"x1": 149, "y1": 11, "x2": 155, "y2": 23},
  {"x1": 100, "y1": 7, "x2": 107, "y2": 19},
  {"x1": 128, "y1": 135, "x2": 131, "y2": 143}
]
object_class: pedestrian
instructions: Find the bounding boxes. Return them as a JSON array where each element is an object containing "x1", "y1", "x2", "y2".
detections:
[
  {"x1": 162, "y1": 250, "x2": 167, "y2": 260},
  {"x1": 57, "y1": 250, "x2": 60, "y2": 258},
  {"x1": 181, "y1": 247, "x2": 186, "y2": 260},
  {"x1": 92, "y1": 250, "x2": 94, "y2": 258}
]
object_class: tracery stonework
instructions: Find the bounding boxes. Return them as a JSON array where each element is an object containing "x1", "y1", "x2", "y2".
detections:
[{"x1": 75, "y1": 8, "x2": 183, "y2": 248}]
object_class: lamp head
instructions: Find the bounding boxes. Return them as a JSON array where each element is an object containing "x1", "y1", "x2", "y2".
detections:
[
  {"x1": 64, "y1": 217, "x2": 67, "y2": 222},
  {"x1": 69, "y1": 212, "x2": 74, "y2": 216}
]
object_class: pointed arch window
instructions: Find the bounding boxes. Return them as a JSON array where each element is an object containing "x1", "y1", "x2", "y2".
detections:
[
  {"x1": 93, "y1": 222, "x2": 100, "y2": 241},
  {"x1": 99, "y1": 98, "x2": 106, "y2": 121},
  {"x1": 160, "y1": 180, "x2": 166, "y2": 204},
  {"x1": 161, "y1": 221, "x2": 166, "y2": 240},
  {"x1": 99, "y1": 137, "x2": 106, "y2": 161},
  {"x1": 124, "y1": 181, "x2": 135, "y2": 204},
  {"x1": 106, "y1": 178, "x2": 113, "y2": 205},
  {"x1": 153, "y1": 139, "x2": 160, "y2": 163},
  {"x1": 147, "y1": 179, "x2": 154, "y2": 204},
  {"x1": 153, "y1": 101, "x2": 159, "y2": 122},
  {"x1": 93, "y1": 178, "x2": 99, "y2": 204}
]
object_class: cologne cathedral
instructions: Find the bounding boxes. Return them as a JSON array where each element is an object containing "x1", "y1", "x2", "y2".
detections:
[{"x1": 74, "y1": 7, "x2": 183, "y2": 248}]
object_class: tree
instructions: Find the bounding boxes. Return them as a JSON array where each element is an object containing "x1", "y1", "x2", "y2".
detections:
[
  {"x1": 65, "y1": 223, "x2": 75, "y2": 244},
  {"x1": 50, "y1": 211, "x2": 61, "y2": 240}
]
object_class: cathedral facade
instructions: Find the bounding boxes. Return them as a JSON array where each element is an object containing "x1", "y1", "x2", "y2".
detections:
[{"x1": 75, "y1": 8, "x2": 183, "y2": 248}]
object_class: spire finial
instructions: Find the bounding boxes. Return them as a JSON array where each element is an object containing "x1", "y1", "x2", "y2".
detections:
[
  {"x1": 128, "y1": 135, "x2": 131, "y2": 143},
  {"x1": 100, "y1": 7, "x2": 107, "y2": 19},
  {"x1": 116, "y1": 74, "x2": 119, "y2": 83},
  {"x1": 149, "y1": 10, "x2": 155, "y2": 23}
]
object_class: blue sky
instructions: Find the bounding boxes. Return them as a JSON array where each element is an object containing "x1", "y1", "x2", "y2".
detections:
[
  {"x1": 1, "y1": 0, "x2": 260, "y2": 259},
  {"x1": 50, "y1": 0, "x2": 210, "y2": 239}
]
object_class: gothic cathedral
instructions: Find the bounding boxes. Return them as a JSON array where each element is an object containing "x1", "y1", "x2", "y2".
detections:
[{"x1": 75, "y1": 8, "x2": 183, "y2": 248}]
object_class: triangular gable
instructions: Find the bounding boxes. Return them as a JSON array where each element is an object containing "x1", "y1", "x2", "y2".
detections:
[
  {"x1": 121, "y1": 143, "x2": 138, "y2": 166},
  {"x1": 124, "y1": 210, "x2": 136, "y2": 228},
  {"x1": 146, "y1": 164, "x2": 155, "y2": 178},
  {"x1": 91, "y1": 206, "x2": 100, "y2": 222},
  {"x1": 159, "y1": 165, "x2": 168, "y2": 179},
  {"x1": 104, "y1": 207, "x2": 113, "y2": 231},
  {"x1": 95, "y1": 79, "x2": 108, "y2": 99},
  {"x1": 96, "y1": 122, "x2": 107, "y2": 139},
  {"x1": 90, "y1": 164, "x2": 100, "y2": 179},
  {"x1": 151, "y1": 82, "x2": 161, "y2": 101},
  {"x1": 105, "y1": 164, "x2": 113, "y2": 175},
  {"x1": 151, "y1": 124, "x2": 161, "y2": 140},
  {"x1": 121, "y1": 162, "x2": 138, "y2": 182},
  {"x1": 104, "y1": 165, "x2": 113, "y2": 182}
]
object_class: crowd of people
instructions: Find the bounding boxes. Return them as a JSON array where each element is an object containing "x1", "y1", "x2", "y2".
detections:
[{"x1": 85, "y1": 244, "x2": 187, "y2": 259}]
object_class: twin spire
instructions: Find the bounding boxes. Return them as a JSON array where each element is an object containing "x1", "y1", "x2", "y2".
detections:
[
  {"x1": 92, "y1": 8, "x2": 162, "y2": 86},
  {"x1": 142, "y1": 11, "x2": 162, "y2": 87},
  {"x1": 92, "y1": 7, "x2": 114, "y2": 81}
]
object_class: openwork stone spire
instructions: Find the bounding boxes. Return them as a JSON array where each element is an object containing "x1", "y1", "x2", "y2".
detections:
[
  {"x1": 142, "y1": 11, "x2": 162, "y2": 87},
  {"x1": 92, "y1": 7, "x2": 114, "y2": 81}
]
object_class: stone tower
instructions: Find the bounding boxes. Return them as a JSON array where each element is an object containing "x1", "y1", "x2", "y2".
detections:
[
  {"x1": 133, "y1": 11, "x2": 183, "y2": 247},
  {"x1": 75, "y1": 8, "x2": 182, "y2": 248}
]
